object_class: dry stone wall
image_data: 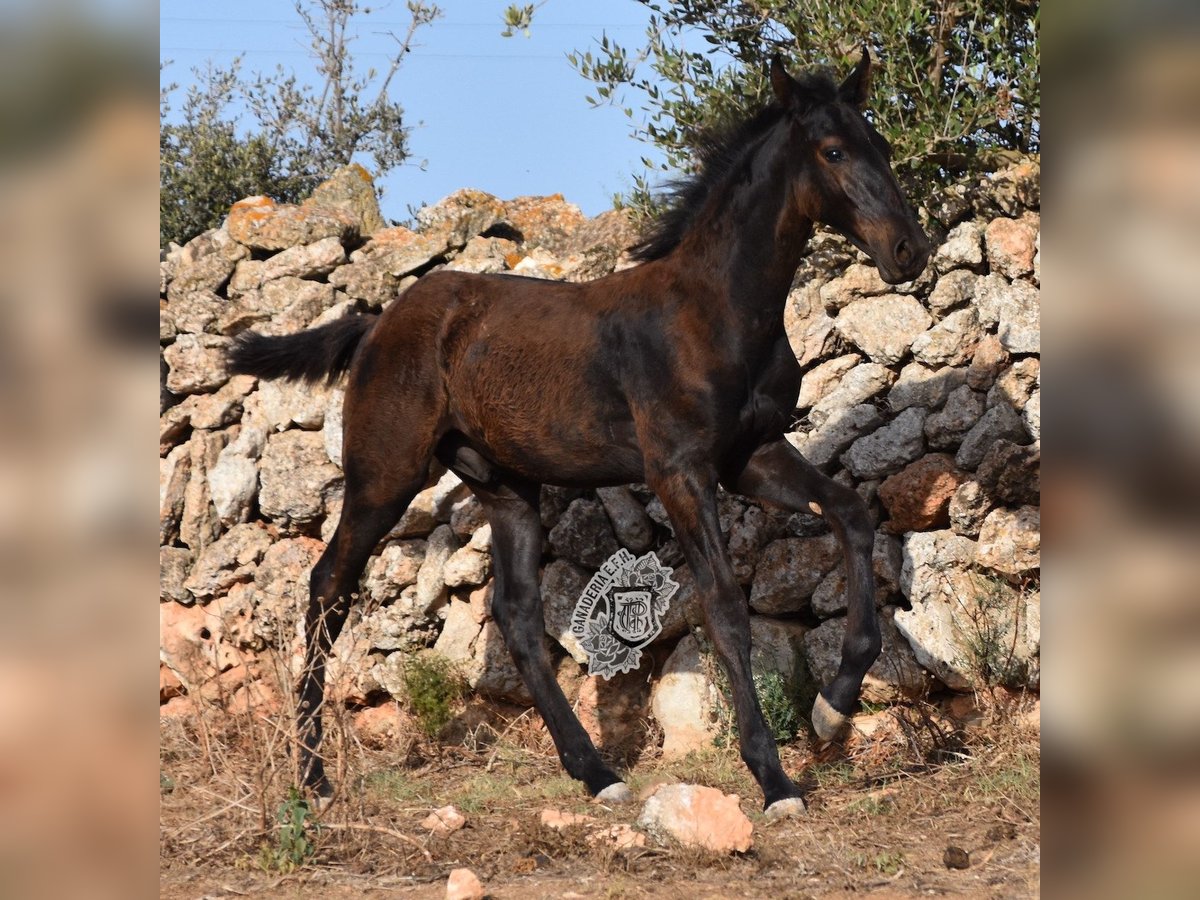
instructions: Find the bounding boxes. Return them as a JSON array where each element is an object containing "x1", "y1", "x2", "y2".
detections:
[{"x1": 160, "y1": 161, "x2": 1040, "y2": 755}]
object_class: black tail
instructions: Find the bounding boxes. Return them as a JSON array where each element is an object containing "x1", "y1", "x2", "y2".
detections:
[{"x1": 226, "y1": 312, "x2": 376, "y2": 384}]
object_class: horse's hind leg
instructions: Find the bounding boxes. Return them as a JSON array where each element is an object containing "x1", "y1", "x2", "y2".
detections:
[
  {"x1": 298, "y1": 407, "x2": 440, "y2": 801},
  {"x1": 728, "y1": 439, "x2": 881, "y2": 741},
  {"x1": 466, "y1": 474, "x2": 629, "y2": 801}
]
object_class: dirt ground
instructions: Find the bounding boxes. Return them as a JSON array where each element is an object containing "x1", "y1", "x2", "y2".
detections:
[{"x1": 160, "y1": 695, "x2": 1040, "y2": 899}]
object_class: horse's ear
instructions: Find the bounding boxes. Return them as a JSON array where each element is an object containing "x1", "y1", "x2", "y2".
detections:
[
  {"x1": 769, "y1": 54, "x2": 797, "y2": 107},
  {"x1": 839, "y1": 45, "x2": 872, "y2": 108}
]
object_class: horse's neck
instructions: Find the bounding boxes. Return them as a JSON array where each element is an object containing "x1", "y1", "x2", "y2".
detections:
[{"x1": 680, "y1": 142, "x2": 812, "y2": 346}]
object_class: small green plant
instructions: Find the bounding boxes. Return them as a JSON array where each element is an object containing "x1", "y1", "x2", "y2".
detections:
[
  {"x1": 258, "y1": 787, "x2": 316, "y2": 873},
  {"x1": 699, "y1": 633, "x2": 805, "y2": 746},
  {"x1": 400, "y1": 652, "x2": 467, "y2": 737},
  {"x1": 852, "y1": 849, "x2": 906, "y2": 875},
  {"x1": 754, "y1": 670, "x2": 801, "y2": 744},
  {"x1": 959, "y1": 572, "x2": 1034, "y2": 688}
]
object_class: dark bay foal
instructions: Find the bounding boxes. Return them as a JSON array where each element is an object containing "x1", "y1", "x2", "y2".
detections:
[{"x1": 229, "y1": 51, "x2": 930, "y2": 817}]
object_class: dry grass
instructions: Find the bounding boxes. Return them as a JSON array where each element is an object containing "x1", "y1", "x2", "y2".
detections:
[{"x1": 160, "y1": 669, "x2": 1040, "y2": 898}]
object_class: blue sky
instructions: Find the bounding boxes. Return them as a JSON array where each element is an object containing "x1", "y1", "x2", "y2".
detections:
[{"x1": 160, "y1": 0, "x2": 670, "y2": 219}]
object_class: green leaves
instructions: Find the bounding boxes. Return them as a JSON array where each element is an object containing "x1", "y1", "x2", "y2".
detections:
[{"x1": 572, "y1": 0, "x2": 1039, "y2": 214}]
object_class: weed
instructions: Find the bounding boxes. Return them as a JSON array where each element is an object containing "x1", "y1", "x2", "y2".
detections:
[
  {"x1": 399, "y1": 652, "x2": 467, "y2": 737},
  {"x1": 959, "y1": 572, "x2": 1035, "y2": 688},
  {"x1": 846, "y1": 794, "x2": 894, "y2": 817},
  {"x1": 852, "y1": 849, "x2": 905, "y2": 874},
  {"x1": 257, "y1": 787, "x2": 317, "y2": 873},
  {"x1": 697, "y1": 632, "x2": 806, "y2": 746}
]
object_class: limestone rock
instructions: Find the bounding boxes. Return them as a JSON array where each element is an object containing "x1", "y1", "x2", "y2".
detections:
[
  {"x1": 924, "y1": 385, "x2": 986, "y2": 450},
  {"x1": 160, "y1": 546, "x2": 194, "y2": 604},
  {"x1": 465, "y1": 620, "x2": 536, "y2": 705},
  {"x1": 949, "y1": 480, "x2": 993, "y2": 538},
  {"x1": 306, "y1": 164, "x2": 386, "y2": 235},
  {"x1": 256, "y1": 378, "x2": 332, "y2": 432},
  {"x1": 160, "y1": 443, "x2": 191, "y2": 545},
  {"x1": 415, "y1": 189, "x2": 506, "y2": 248},
  {"x1": 183, "y1": 523, "x2": 272, "y2": 600},
  {"x1": 810, "y1": 531, "x2": 903, "y2": 618},
  {"x1": 819, "y1": 263, "x2": 891, "y2": 309},
  {"x1": 651, "y1": 634, "x2": 721, "y2": 757},
  {"x1": 443, "y1": 545, "x2": 491, "y2": 587},
  {"x1": 361, "y1": 540, "x2": 426, "y2": 604},
  {"x1": 548, "y1": 499, "x2": 619, "y2": 568},
  {"x1": 208, "y1": 422, "x2": 267, "y2": 526},
  {"x1": 253, "y1": 537, "x2": 326, "y2": 649},
  {"x1": 1023, "y1": 388, "x2": 1041, "y2": 442},
  {"x1": 809, "y1": 362, "x2": 894, "y2": 426},
  {"x1": 803, "y1": 611, "x2": 930, "y2": 701},
  {"x1": 796, "y1": 353, "x2": 860, "y2": 410},
  {"x1": 888, "y1": 362, "x2": 967, "y2": 413},
  {"x1": 976, "y1": 506, "x2": 1040, "y2": 574},
  {"x1": 596, "y1": 485, "x2": 655, "y2": 553},
  {"x1": 433, "y1": 599, "x2": 483, "y2": 661},
  {"x1": 955, "y1": 403, "x2": 1028, "y2": 470},
  {"x1": 444, "y1": 235, "x2": 516, "y2": 274},
  {"x1": 501, "y1": 193, "x2": 588, "y2": 255},
  {"x1": 749, "y1": 534, "x2": 841, "y2": 615},
  {"x1": 984, "y1": 215, "x2": 1038, "y2": 279},
  {"x1": 637, "y1": 783, "x2": 753, "y2": 853},
  {"x1": 786, "y1": 404, "x2": 883, "y2": 470},
  {"x1": 835, "y1": 294, "x2": 931, "y2": 365},
  {"x1": 179, "y1": 432, "x2": 226, "y2": 551},
  {"x1": 327, "y1": 259, "x2": 404, "y2": 307},
  {"x1": 445, "y1": 867, "x2": 484, "y2": 900},
  {"x1": 226, "y1": 196, "x2": 357, "y2": 251},
  {"x1": 164, "y1": 289, "x2": 225, "y2": 335},
  {"x1": 842, "y1": 407, "x2": 927, "y2": 480},
  {"x1": 911, "y1": 307, "x2": 982, "y2": 367},
  {"x1": 422, "y1": 805, "x2": 466, "y2": 836},
  {"x1": 966, "y1": 334, "x2": 1010, "y2": 391},
  {"x1": 977, "y1": 440, "x2": 1040, "y2": 507},
  {"x1": 415, "y1": 525, "x2": 459, "y2": 613},
  {"x1": 726, "y1": 503, "x2": 787, "y2": 586},
  {"x1": 323, "y1": 387, "x2": 345, "y2": 466},
  {"x1": 878, "y1": 454, "x2": 965, "y2": 533},
  {"x1": 258, "y1": 430, "x2": 342, "y2": 528},
  {"x1": 575, "y1": 670, "x2": 651, "y2": 751},
  {"x1": 749, "y1": 616, "x2": 808, "y2": 679},
  {"x1": 359, "y1": 586, "x2": 437, "y2": 652},
  {"x1": 163, "y1": 334, "x2": 232, "y2": 394},
  {"x1": 927, "y1": 269, "x2": 979, "y2": 315},
  {"x1": 895, "y1": 531, "x2": 1038, "y2": 690},
  {"x1": 167, "y1": 230, "x2": 248, "y2": 301},
  {"x1": 975, "y1": 274, "x2": 1040, "y2": 353},
  {"x1": 989, "y1": 358, "x2": 1040, "y2": 412},
  {"x1": 540, "y1": 559, "x2": 591, "y2": 663},
  {"x1": 933, "y1": 221, "x2": 984, "y2": 273}
]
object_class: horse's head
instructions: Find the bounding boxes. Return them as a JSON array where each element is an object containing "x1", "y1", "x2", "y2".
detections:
[{"x1": 772, "y1": 50, "x2": 930, "y2": 284}]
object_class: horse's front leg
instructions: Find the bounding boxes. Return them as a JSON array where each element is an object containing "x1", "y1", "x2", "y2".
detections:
[
  {"x1": 648, "y1": 464, "x2": 805, "y2": 812},
  {"x1": 726, "y1": 438, "x2": 881, "y2": 741}
]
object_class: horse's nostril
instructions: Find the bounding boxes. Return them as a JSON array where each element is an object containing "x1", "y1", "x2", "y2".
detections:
[{"x1": 894, "y1": 238, "x2": 912, "y2": 266}]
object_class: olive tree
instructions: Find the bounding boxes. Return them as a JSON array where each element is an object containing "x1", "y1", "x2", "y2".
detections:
[
  {"x1": 568, "y1": 0, "x2": 1039, "y2": 208},
  {"x1": 160, "y1": 1, "x2": 441, "y2": 246}
]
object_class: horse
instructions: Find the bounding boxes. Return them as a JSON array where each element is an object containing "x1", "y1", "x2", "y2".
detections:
[{"x1": 228, "y1": 50, "x2": 931, "y2": 818}]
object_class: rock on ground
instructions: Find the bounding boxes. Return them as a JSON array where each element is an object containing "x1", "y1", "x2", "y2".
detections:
[
  {"x1": 637, "y1": 783, "x2": 753, "y2": 853},
  {"x1": 445, "y1": 867, "x2": 484, "y2": 900}
]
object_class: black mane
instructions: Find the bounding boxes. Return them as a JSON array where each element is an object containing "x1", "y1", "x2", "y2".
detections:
[{"x1": 628, "y1": 71, "x2": 840, "y2": 262}]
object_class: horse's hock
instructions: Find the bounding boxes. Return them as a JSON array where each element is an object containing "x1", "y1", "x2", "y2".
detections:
[{"x1": 160, "y1": 161, "x2": 1040, "y2": 747}]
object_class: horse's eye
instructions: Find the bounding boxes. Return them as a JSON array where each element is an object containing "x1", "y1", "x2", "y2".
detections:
[{"x1": 823, "y1": 148, "x2": 846, "y2": 163}]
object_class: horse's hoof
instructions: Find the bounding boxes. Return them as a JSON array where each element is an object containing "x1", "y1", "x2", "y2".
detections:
[
  {"x1": 812, "y1": 693, "x2": 850, "y2": 742},
  {"x1": 594, "y1": 782, "x2": 634, "y2": 804},
  {"x1": 763, "y1": 797, "x2": 807, "y2": 822}
]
